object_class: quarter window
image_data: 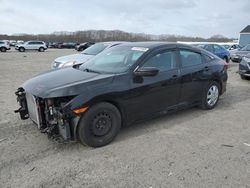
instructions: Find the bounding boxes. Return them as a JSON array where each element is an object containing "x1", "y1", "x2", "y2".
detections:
[
  {"x1": 142, "y1": 51, "x2": 176, "y2": 72},
  {"x1": 180, "y1": 50, "x2": 203, "y2": 67},
  {"x1": 203, "y1": 54, "x2": 214, "y2": 63}
]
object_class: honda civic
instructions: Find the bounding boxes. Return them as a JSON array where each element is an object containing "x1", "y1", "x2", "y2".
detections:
[{"x1": 15, "y1": 42, "x2": 228, "y2": 147}]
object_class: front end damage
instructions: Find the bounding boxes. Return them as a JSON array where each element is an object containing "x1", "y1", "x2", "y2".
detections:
[{"x1": 15, "y1": 87, "x2": 79, "y2": 142}]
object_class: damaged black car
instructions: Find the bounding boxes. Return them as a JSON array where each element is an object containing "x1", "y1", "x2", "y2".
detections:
[{"x1": 15, "y1": 42, "x2": 228, "y2": 147}]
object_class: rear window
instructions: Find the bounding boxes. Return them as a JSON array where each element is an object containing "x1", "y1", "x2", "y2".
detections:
[
  {"x1": 214, "y1": 44, "x2": 225, "y2": 53},
  {"x1": 0, "y1": 42, "x2": 4, "y2": 44},
  {"x1": 81, "y1": 43, "x2": 108, "y2": 55}
]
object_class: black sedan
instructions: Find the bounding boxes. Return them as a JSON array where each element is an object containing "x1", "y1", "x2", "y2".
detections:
[
  {"x1": 75, "y1": 42, "x2": 95, "y2": 51},
  {"x1": 15, "y1": 42, "x2": 228, "y2": 147},
  {"x1": 60, "y1": 42, "x2": 79, "y2": 49},
  {"x1": 239, "y1": 53, "x2": 250, "y2": 79}
]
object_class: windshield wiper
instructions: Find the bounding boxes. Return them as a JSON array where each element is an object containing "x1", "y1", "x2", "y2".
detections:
[{"x1": 83, "y1": 68, "x2": 100, "y2": 74}]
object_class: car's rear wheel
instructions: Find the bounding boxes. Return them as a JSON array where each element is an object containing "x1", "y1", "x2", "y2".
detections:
[
  {"x1": 39, "y1": 47, "x2": 45, "y2": 52},
  {"x1": 201, "y1": 81, "x2": 220, "y2": 110},
  {"x1": 19, "y1": 47, "x2": 25, "y2": 52},
  {"x1": 0, "y1": 47, "x2": 7, "y2": 52},
  {"x1": 77, "y1": 102, "x2": 121, "y2": 147}
]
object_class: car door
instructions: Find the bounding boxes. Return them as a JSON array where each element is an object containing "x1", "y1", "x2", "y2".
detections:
[
  {"x1": 178, "y1": 48, "x2": 207, "y2": 104},
  {"x1": 26, "y1": 42, "x2": 34, "y2": 50},
  {"x1": 126, "y1": 48, "x2": 181, "y2": 120},
  {"x1": 34, "y1": 42, "x2": 41, "y2": 50}
]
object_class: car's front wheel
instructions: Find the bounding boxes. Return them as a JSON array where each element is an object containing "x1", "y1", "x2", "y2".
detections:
[
  {"x1": 201, "y1": 81, "x2": 220, "y2": 110},
  {"x1": 0, "y1": 47, "x2": 7, "y2": 52},
  {"x1": 240, "y1": 75, "x2": 249, "y2": 80},
  {"x1": 39, "y1": 47, "x2": 45, "y2": 52},
  {"x1": 77, "y1": 102, "x2": 121, "y2": 147},
  {"x1": 19, "y1": 47, "x2": 25, "y2": 52}
]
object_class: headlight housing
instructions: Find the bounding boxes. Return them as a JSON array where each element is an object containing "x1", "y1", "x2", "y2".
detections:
[
  {"x1": 241, "y1": 57, "x2": 250, "y2": 68},
  {"x1": 242, "y1": 57, "x2": 250, "y2": 63},
  {"x1": 61, "y1": 61, "x2": 77, "y2": 68}
]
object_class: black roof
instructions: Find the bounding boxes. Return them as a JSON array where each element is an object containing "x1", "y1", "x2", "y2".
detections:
[
  {"x1": 122, "y1": 42, "x2": 180, "y2": 49},
  {"x1": 240, "y1": 25, "x2": 250, "y2": 33}
]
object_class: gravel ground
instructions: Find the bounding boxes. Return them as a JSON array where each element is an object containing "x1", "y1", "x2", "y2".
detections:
[{"x1": 0, "y1": 49, "x2": 250, "y2": 188}]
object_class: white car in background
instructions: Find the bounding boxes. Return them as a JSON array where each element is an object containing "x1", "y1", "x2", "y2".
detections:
[
  {"x1": 15, "y1": 41, "x2": 47, "y2": 52},
  {"x1": 0, "y1": 40, "x2": 11, "y2": 52},
  {"x1": 52, "y1": 41, "x2": 127, "y2": 69}
]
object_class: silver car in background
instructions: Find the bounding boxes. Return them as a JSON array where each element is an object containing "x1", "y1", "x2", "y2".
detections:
[
  {"x1": 52, "y1": 41, "x2": 127, "y2": 69},
  {"x1": 0, "y1": 40, "x2": 11, "y2": 52},
  {"x1": 15, "y1": 41, "x2": 47, "y2": 52}
]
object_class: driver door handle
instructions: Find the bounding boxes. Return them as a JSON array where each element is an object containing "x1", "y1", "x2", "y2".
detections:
[{"x1": 172, "y1": 75, "x2": 178, "y2": 79}]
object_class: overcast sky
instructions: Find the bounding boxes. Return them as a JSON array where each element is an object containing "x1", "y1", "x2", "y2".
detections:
[{"x1": 0, "y1": 0, "x2": 249, "y2": 38}]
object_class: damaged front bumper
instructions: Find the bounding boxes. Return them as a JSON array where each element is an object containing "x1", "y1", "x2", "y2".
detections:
[{"x1": 14, "y1": 88, "x2": 79, "y2": 142}]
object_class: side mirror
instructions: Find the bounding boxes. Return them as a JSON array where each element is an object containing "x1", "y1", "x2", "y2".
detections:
[{"x1": 134, "y1": 67, "x2": 159, "y2": 77}]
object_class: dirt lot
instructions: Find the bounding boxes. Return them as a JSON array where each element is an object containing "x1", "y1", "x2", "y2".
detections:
[{"x1": 0, "y1": 49, "x2": 250, "y2": 188}]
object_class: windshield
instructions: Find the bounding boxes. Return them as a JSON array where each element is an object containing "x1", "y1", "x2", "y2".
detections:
[
  {"x1": 222, "y1": 45, "x2": 230, "y2": 49},
  {"x1": 240, "y1": 44, "x2": 250, "y2": 51},
  {"x1": 81, "y1": 43, "x2": 108, "y2": 55},
  {"x1": 80, "y1": 45, "x2": 147, "y2": 74}
]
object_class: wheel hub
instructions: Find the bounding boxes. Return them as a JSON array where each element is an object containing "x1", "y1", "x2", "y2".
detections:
[
  {"x1": 91, "y1": 112, "x2": 112, "y2": 136},
  {"x1": 207, "y1": 85, "x2": 219, "y2": 106}
]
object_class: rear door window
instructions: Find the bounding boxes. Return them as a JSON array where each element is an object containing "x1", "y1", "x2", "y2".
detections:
[
  {"x1": 28, "y1": 42, "x2": 35, "y2": 45},
  {"x1": 214, "y1": 44, "x2": 224, "y2": 53},
  {"x1": 179, "y1": 50, "x2": 203, "y2": 67}
]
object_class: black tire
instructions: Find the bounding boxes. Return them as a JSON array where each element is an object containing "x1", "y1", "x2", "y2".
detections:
[
  {"x1": 201, "y1": 81, "x2": 220, "y2": 110},
  {"x1": 240, "y1": 75, "x2": 248, "y2": 80},
  {"x1": 77, "y1": 102, "x2": 121, "y2": 147},
  {"x1": 0, "y1": 47, "x2": 7, "y2": 52},
  {"x1": 19, "y1": 47, "x2": 25, "y2": 52},
  {"x1": 79, "y1": 47, "x2": 83, "y2": 51},
  {"x1": 39, "y1": 47, "x2": 45, "y2": 52},
  {"x1": 223, "y1": 56, "x2": 229, "y2": 63}
]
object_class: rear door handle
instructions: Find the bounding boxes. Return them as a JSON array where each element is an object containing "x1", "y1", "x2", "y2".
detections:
[{"x1": 204, "y1": 66, "x2": 209, "y2": 71}]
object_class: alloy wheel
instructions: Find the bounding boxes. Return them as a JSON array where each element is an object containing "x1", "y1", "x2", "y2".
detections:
[{"x1": 207, "y1": 85, "x2": 219, "y2": 107}]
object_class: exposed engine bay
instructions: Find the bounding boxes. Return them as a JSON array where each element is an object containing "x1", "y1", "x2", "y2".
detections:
[{"x1": 15, "y1": 87, "x2": 79, "y2": 142}]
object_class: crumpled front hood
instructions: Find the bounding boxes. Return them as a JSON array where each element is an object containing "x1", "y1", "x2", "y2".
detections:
[
  {"x1": 22, "y1": 67, "x2": 115, "y2": 98},
  {"x1": 54, "y1": 53, "x2": 93, "y2": 64}
]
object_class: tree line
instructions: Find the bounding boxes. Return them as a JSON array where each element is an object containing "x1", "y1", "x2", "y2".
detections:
[{"x1": 0, "y1": 30, "x2": 234, "y2": 43}]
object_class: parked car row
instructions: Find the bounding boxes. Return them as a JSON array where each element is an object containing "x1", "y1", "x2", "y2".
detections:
[
  {"x1": 230, "y1": 44, "x2": 250, "y2": 62},
  {"x1": 15, "y1": 42, "x2": 228, "y2": 147},
  {"x1": 48, "y1": 42, "x2": 95, "y2": 50},
  {"x1": 194, "y1": 43, "x2": 230, "y2": 63},
  {"x1": 75, "y1": 42, "x2": 95, "y2": 51},
  {"x1": 0, "y1": 40, "x2": 95, "y2": 52}
]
